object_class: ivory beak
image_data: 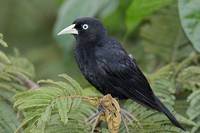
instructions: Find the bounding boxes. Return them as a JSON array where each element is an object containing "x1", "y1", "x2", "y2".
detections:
[{"x1": 57, "y1": 24, "x2": 78, "y2": 35}]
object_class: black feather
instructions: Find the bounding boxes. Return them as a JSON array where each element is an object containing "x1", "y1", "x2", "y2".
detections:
[{"x1": 155, "y1": 97, "x2": 185, "y2": 130}]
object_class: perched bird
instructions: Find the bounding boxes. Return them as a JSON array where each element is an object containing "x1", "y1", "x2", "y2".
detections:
[{"x1": 58, "y1": 17, "x2": 184, "y2": 130}]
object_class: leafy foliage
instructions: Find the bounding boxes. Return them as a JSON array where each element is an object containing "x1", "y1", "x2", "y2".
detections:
[
  {"x1": 12, "y1": 59, "x2": 200, "y2": 133},
  {"x1": 138, "y1": 5, "x2": 189, "y2": 63},
  {"x1": 0, "y1": 99, "x2": 20, "y2": 133},
  {"x1": 13, "y1": 65, "x2": 185, "y2": 133},
  {"x1": 14, "y1": 74, "x2": 95, "y2": 133},
  {"x1": 149, "y1": 64, "x2": 176, "y2": 107},
  {"x1": 0, "y1": 34, "x2": 35, "y2": 133},
  {"x1": 126, "y1": 0, "x2": 172, "y2": 32},
  {"x1": 187, "y1": 90, "x2": 200, "y2": 133},
  {"x1": 176, "y1": 61, "x2": 200, "y2": 133},
  {"x1": 123, "y1": 102, "x2": 182, "y2": 133},
  {"x1": 0, "y1": 33, "x2": 7, "y2": 47},
  {"x1": 177, "y1": 66, "x2": 200, "y2": 91}
]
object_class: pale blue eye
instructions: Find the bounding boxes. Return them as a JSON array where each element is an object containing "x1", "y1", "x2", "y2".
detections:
[{"x1": 82, "y1": 24, "x2": 88, "y2": 30}]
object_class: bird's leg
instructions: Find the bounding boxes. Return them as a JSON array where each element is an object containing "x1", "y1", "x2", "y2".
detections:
[
  {"x1": 90, "y1": 111, "x2": 102, "y2": 133},
  {"x1": 121, "y1": 109, "x2": 132, "y2": 123},
  {"x1": 121, "y1": 108, "x2": 137, "y2": 122},
  {"x1": 121, "y1": 113, "x2": 130, "y2": 133},
  {"x1": 86, "y1": 94, "x2": 142, "y2": 133},
  {"x1": 87, "y1": 111, "x2": 101, "y2": 124},
  {"x1": 87, "y1": 94, "x2": 122, "y2": 132},
  {"x1": 120, "y1": 108, "x2": 142, "y2": 129},
  {"x1": 86, "y1": 105, "x2": 104, "y2": 124},
  {"x1": 86, "y1": 106, "x2": 104, "y2": 133}
]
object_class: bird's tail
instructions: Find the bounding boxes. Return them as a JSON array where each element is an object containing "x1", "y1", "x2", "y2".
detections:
[{"x1": 154, "y1": 97, "x2": 185, "y2": 131}]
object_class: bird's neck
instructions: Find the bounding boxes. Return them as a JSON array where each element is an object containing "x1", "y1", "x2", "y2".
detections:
[
  {"x1": 76, "y1": 32, "x2": 107, "y2": 46},
  {"x1": 75, "y1": 40, "x2": 97, "y2": 74},
  {"x1": 75, "y1": 35, "x2": 107, "y2": 65}
]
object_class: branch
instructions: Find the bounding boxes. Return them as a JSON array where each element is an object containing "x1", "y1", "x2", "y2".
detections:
[{"x1": 16, "y1": 74, "x2": 39, "y2": 89}]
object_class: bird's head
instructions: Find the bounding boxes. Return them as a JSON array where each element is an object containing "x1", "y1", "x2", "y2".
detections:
[{"x1": 57, "y1": 17, "x2": 106, "y2": 42}]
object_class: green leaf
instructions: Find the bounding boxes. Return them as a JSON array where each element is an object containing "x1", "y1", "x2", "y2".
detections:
[
  {"x1": 177, "y1": 66, "x2": 200, "y2": 91},
  {"x1": 126, "y1": 0, "x2": 172, "y2": 32},
  {"x1": 149, "y1": 64, "x2": 176, "y2": 108},
  {"x1": 187, "y1": 90, "x2": 200, "y2": 132},
  {"x1": 59, "y1": 74, "x2": 82, "y2": 95},
  {"x1": 56, "y1": 98, "x2": 69, "y2": 124},
  {"x1": 0, "y1": 99, "x2": 20, "y2": 133},
  {"x1": 138, "y1": 5, "x2": 189, "y2": 63},
  {"x1": 0, "y1": 51, "x2": 11, "y2": 64},
  {"x1": 9, "y1": 57, "x2": 35, "y2": 78},
  {"x1": 178, "y1": 0, "x2": 200, "y2": 52},
  {"x1": 83, "y1": 87, "x2": 102, "y2": 97},
  {"x1": 98, "y1": 0, "x2": 119, "y2": 18},
  {"x1": 14, "y1": 75, "x2": 90, "y2": 132},
  {"x1": 122, "y1": 101, "x2": 182, "y2": 133},
  {"x1": 36, "y1": 104, "x2": 53, "y2": 133},
  {"x1": 0, "y1": 33, "x2": 8, "y2": 47},
  {"x1": 45, "y1": 114, "x2": 91, "y2": 133}
]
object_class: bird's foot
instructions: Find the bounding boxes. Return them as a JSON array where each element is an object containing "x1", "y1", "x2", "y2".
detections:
[
  {"x1": 86, "y1": 94, "x2": 142, "y2": 133},
  {"x1": 86, "y1": 94, "x2": 122, "y2": 133},
  {"x1": 86, "y1": 105, "x2": 104, "y2": 124},
  {"x1": 120, "y1": 108, "x2": 142, "y2": 131},
  {"x1": 86, "y1": 105, "x2": 104, "y2": 133}
]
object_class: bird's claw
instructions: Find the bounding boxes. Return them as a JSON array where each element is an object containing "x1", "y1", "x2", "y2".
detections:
[
  {"x1": 86, "y1": 110, "x2": 103, "y2": 124},
  {"x1": 87, "y1": 106, "x2": 142, "y2": 133},
  {"x1": 120, "y1": 108, "x2": 142, "y2": 129}
]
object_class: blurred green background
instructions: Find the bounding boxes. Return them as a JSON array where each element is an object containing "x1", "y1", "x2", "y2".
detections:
[{"x1": 0, "y1": 0, "x2": 196, "y2": 87}]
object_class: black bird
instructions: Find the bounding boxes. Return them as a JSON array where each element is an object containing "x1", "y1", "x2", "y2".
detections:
[{"x1": 58, "y1": 17, "x2": 184, "y2": 130}]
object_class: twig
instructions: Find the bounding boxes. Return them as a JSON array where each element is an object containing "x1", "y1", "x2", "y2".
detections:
[{"x1": 17, "y1": 74, "x2": 39, "y2": 89}]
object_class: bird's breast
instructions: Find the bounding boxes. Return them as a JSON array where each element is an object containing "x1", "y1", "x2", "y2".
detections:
[{"x1": 74, "y1": 46, "x2": 98, "y2": 78}]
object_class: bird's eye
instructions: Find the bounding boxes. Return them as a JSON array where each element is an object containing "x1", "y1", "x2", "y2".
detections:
[{"x1": 82, "y1": 24, "x2": 88, "y2": 30}]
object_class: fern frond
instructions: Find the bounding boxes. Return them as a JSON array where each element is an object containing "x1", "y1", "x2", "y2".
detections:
[
  {"x1": 177, "y1": 66, "x2": 200, "y2": 91},
  {"x1": 0, "y1": 51, "x2": 11, "y2": 65},
  {"x1": 0, "y1": 33, "x2": 8, "y2": 47},
  {"x1": 0, "y1": 56, "x2": 35, "y2": 102},
  {"x1": 122, "y1": 101, "x2": 183, "y2": 133},
  {"x1": 0, "y1": 98, "x2": 20, "y2": 133},
  {"x1": 187, "y1": 90, "x2": 200, "y2": 120},
  {"x1": 0, "y1": 35, "x2": 36, "y2": 133},
  {"x1": 14, "y1": 75, "x2": 95, "y2": 133},
  {"x1": 186, "y1": 90, "x2": 200, "y2": 133},
  {"x1": 149, "y1": 64, "x2": 176, "y2": 108}
]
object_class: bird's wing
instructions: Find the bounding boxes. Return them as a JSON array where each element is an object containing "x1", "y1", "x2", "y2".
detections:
[{"x1": 95, "y1": 45, "x2": 159, "y2": 110}]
